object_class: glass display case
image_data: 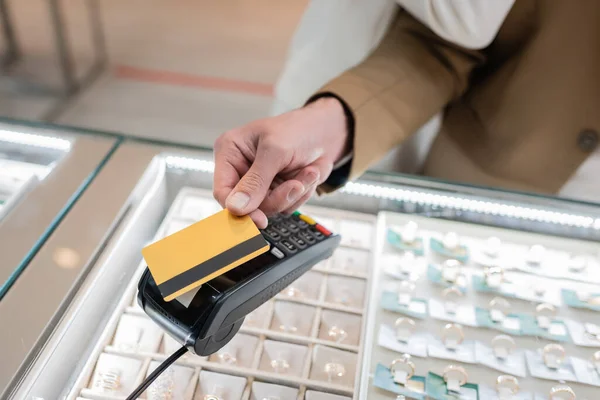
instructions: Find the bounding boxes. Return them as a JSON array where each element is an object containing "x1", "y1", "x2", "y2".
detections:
[
  {"x1": 0, "y1": 120, "x2": 120, "y2": 298},
  {"x1": 1, "y1": 137, "x2": 599, "y2": 400}
]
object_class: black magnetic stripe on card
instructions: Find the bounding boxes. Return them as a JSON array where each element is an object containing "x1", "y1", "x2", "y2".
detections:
[{"x1": 157, "y1": 234, "x2": 268, "y2": 297}]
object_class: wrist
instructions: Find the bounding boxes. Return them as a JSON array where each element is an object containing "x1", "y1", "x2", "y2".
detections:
[{"x1": 305, "y1": 95, "x2": 352, "y2": 164}]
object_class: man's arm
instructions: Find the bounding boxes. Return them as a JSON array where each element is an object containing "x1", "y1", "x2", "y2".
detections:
[{"x1": 314, "y1": 9, "x2": 486, "y2": 193}]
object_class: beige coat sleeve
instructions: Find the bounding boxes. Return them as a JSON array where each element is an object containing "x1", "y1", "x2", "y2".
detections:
[{"x1": 317, "y1": 9, "x2": 485, "y2": 192}]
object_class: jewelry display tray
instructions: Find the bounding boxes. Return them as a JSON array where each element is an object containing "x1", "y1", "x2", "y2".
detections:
[
  {"x1": 66, "y1": 187, "x2": 376, "y2": 400},
  {"x1": 363, "y1": 212, "x2": 600, "y2": 399}
]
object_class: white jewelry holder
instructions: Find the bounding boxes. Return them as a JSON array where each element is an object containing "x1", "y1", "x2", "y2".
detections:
[
  {"x1": 175, "y1": 195, "x2": 221, "y2": 221},
  {"x1": 209, "y1": 333, "x2": 258, "y2": 368},
  {"x1": 475, "y1": 339, "x2": 527, "y2": 378},
  {"x1": 427, "y1": 324, "x2": 477, "y2": 364},
  {"x1": 304, "y1": 390, "x2": 351, "y2": 400},
  {"x1": 377, "y1": 323, "x2": 429, "y2": 358},
  {"x1": 310, "y1": 345, "x2": 357, "y2": 388},
  {"x1": 382, "y1": 252, "x2": 423, "y2": 281},
  {"x1": 259, "y1": 340, "x2": 307, "y2": 377},
  {"x1": 250, "y1": 381, "x2": 298, "y2": 400},
  {"x1": 145, "y1": 361, "x2": 195, "y2": 400},
  {"x1": 64, "y1": 191, "x2": 375, "y2": 400},
  {"x1": 111, "y1": 314, "x2": 163, "y2": 353},
  {"x1": 330, "y1": 248, "x2": 370, "y2": 276},
  {"x1": 318, "y1": 309, "x2": 361, "y2": 346},
  {"x1": 162, "y1": 219, "x2": 193, "y2": 238},
  {"x1": 269, "y1": 301, "x2": 316, "y2": 337},
  {"x1": 84, "y1": 353, "x2": 143, "y2": 397},
  {"x1": 339, "y1": 220, "x2": 373, "y2": 249},
  {"x1": 324, "y1": 275, "x2": 366, "y2": 309},
  {"x1": 428, "y1": 298, "x2": 477, "y2": 327},
  {"x1": 195, "y1": 371, "x2": 246, "y2": 400},
  {"x1": 242, "y1": 301, "x2": 273, "y2": 330},
  {"x1": 278, "y1": 271, "x2": 323, "y2": 301}
]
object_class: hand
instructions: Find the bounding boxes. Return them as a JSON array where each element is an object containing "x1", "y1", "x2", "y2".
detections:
[{"x1": 213, "y1": 97, "x2": 348, "y2": 228}]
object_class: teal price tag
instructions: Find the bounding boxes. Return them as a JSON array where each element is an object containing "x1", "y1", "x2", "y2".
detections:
[
  {"x1": 387, "y1": 228, "x2": 425, "y2": 255},
  {"x1": 474, "y1": 307, "x2": 523, "y2": 336},
  {"x1": 372, "y1": 363, "x2": 427, "y2": 399},
  {"x1": 562, "y1": 288, "x2": 600, "y2": 312},
  {"x1": 425, "y1": 372, "x2": 479, "y2": 400},
  {"x1": 427, "y1": 264, "x2": 468, "y2": 292},
  {"x1": 520, "y1": 314, "x2": 571, "y2": 342},
  {"x1": 430, "y1": 237, "x2": 469, "y2": 263},
  {"x1": 381, "y1": 291, "x2": 428, "y2": 319}
]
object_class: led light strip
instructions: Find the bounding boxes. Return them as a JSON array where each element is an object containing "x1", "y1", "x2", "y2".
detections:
[
  {"x1": 163, "y1": 156, "x2": 600, "y2": 229},
  {"x1": 165, "y1": 155, "x2": 214, "y2": 173},
  {"x1": 342, "y1": 181, "x2": 598, "y2": 229},
  {"x1": 0, "y1": 129, "x2": 72, "y2": 151}
]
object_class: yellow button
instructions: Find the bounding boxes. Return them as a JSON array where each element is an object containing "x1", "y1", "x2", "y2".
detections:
[{"x1": 299, "y1": 214, "x2": 317, "y2": 225}]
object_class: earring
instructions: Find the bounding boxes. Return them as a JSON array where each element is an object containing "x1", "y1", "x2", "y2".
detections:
[{"x1": 92, "y1": 368, "x2": 121, "y2": 392}]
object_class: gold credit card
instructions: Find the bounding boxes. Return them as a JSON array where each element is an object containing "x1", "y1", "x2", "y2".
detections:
[{"x1": 142, "y1": 209, "x2": 269, "y2": 301}]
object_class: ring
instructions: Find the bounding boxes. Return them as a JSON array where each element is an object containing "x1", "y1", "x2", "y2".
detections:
[
  {"x1": 324, "y1": 362, "x2": 346, "y2": 380},
  {"x1": 397, "y1": 280, "x2": 416, "y2": 306},
  {"x1": 395, "y1": 317, "x2": 416, "y2": 342},
  {"x1": 441, "y1": 323, "x2": 465, "y2": 349},
  {"x1": 584, "y1": 323, "x2": 600, "y2": 341},
  {"x1": 549, "y1": 385, "x2": 576, "y2": 400},
  {"x1": 217, "y1": 350, "x2": 237, "y2": 365},
  {"x1": 568, "y1": 255, "x2": 587, "y2": 273},
  {"x1": 588, "y1": 295, "x2": 600, "y2": 306},
  {"x1": 488, "y1": 297, "x2": 511, "y2": 323},
  {"x1": 536, "y1": 303, "x2": 556, "y2": 316},
  {"x1": 496, "y1": 375, "x2": 519, "y2": 395},
  {"x1": 148, "y1": 369, "x2": 174, "y2": 400},
  {"x1": 592, "y1": 350, "x2": 600, "y2": 372},
  {"x1": 261, "y1": 397, "x2": 281, "y2": 400},
  {"x1": 536, "y1": 303, "x2": 557, "y2": 330},
  {"x1": 327, "y1": 325, "x2": 348, "y2": 343},
  {"x1": 485, "y1": 236, "x2": 502, "y2": 258},
  {"x1": 270, "y1": 358, "x2": 290, "y2": 373},
  {"x1": 484, "y1": 266, "x2": 505, "y2": 288},
  {"x1": 441, "y1": 260, "x2": 462, "y2": 283},
  {"x1": 402, "y1": 221, "x2": 419, "y2": 244},
  {"x1": 491, "y1": 335, "x2": 516, "y2": 359},
  {"x1": 542, "y1": 343, "x2": 566, "y2": 369},
  {"x1": 527, "y1": 244, "x2": 546, "y2": 265},
  {"x1": 390, "y1": 354, "x2": 416, "y2": 382},
  {"x1": 443, "y1": 232, "x2": 460, "y2": 251},
  {"x1": 203, "y1": 396, "x2": 222, "y2": 400},
  {"x1": 442, "y1": 286, "x2": 463, "y2": 314},
  {"x1": 442, "y1": 286, "x2": 463, "y2": 301},
  {"x1": 398, "y1": 252, "x2": 416, "y2": 274},
  {"x1": 93, "y1": 368, "x2": 121, "y2": 392},
  {"x1": 442, "y1": 365, "x2": 468, "y2": 386}
]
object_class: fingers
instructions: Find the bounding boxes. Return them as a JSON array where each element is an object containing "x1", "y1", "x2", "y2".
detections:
[
  {"x1": 213, "y1": 131, "x2": 247, "y2": 207},
  {"x1": 258, "y1": 165, "x2": 320, "y2": 215},
  {"x1": 248, "y1": 209, "x2": 268, "y2": 229},
  {"x1": 225, "y1": 143, "x2": 282, "y2": 215},
  {"x1": 282, "y1": 187, "x2": 315, "y2": 215}
]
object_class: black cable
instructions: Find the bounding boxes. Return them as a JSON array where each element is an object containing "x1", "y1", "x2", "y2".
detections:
[{"x1": 126, "y1": 346, "x2": 188, "y2": 400}]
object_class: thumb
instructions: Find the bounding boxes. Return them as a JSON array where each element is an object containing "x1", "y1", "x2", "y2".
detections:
[{"x1": 226, "y1": 150, "x2": 280, "y2": 215}]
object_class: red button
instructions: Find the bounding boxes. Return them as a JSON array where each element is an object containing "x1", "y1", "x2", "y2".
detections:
[{"x1": 315, "y1": 224, "x2": 331, "y2": 236}]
